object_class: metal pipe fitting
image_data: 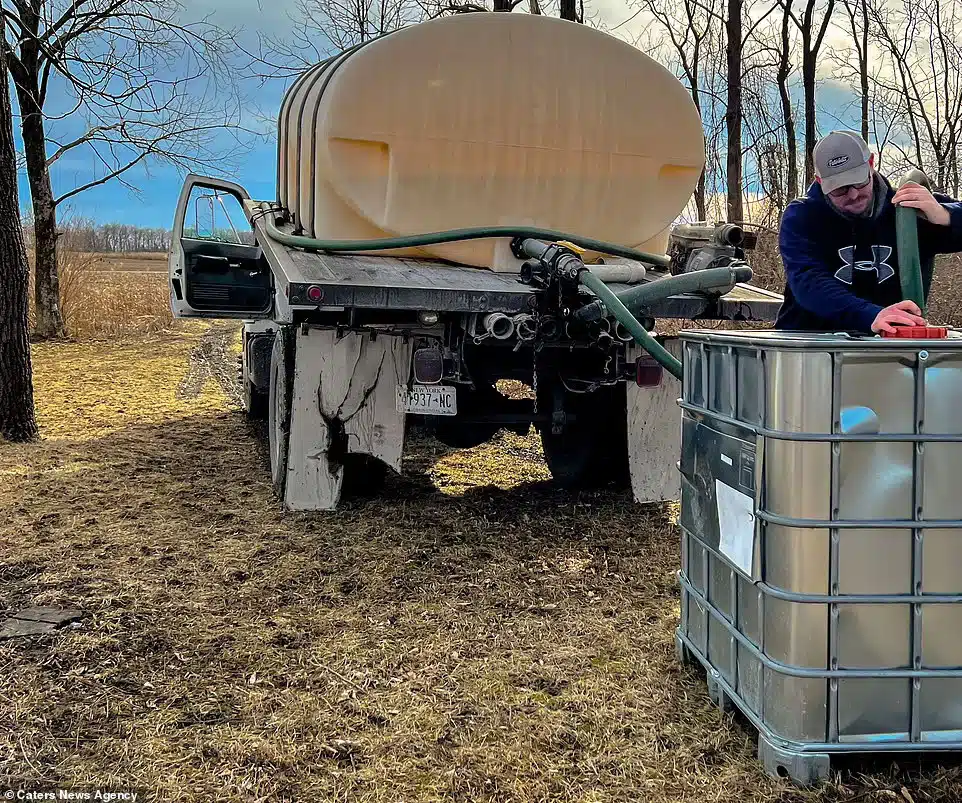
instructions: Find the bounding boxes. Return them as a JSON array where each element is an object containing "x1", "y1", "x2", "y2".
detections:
[
  {"x1": 483, "y1": 312, "x2": 515, "y2": 340},
  {"x1": 540, "y1": 315, "x2": 560, "y2": 341},
  {"x1": 515, "y1": 314, "x2": 538, "y2": 341},
  {"x1": 613, "y1": 320, "x2": 634, "y2": 342}
]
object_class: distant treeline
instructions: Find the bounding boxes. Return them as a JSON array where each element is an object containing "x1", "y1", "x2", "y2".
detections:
[
  {"x1": 24, "y1": 222, "x2": 175, "y2": 253},
  {"x1": 21, "y1": 221, "x2": 260, "y2": 253}
]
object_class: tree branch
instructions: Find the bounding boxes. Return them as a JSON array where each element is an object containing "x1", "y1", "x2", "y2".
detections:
[
  {"x1": 44, "y1": 122, "x2": 124, "y2": 166},
  {"x1": 54, "y1": 149, "x2": 150, "y2": 206}
]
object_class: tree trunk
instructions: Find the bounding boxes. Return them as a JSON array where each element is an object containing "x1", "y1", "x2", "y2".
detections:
[
  {"x1": 689, "y1": 79, "x2": 707, "y2": 219},
  {"x1": 860, "y1": 0, "x2": 869, "y2": 141},
  {"x1": 694, "y1": 169, "x2": 707, "y2": 220},
  {"x1": 0, "y1": 40, "x2": 39, "y2": 442},
  {"x1": 692, "y1": 119, "x2": 707, "y2": 218},
  {"x1": 802, "y1": 38, "x2": 817, "y2": 185},
  {"x1": 778, "y1": 3, "x2": 799, "y2": 200},
  {"x1": 16, "y1": 80, "x2": 64, "y2": 340},
  {"x1": 726, "y1": 0, "x2": 743, "y2": 222},
  {"x1": 798, "y1": 0, "x2": 835, "y2": 185},
  {"x1": 493, "y1": 0, "x2": 512, "y2": 9},
  {"x1": 560, "y1": 0, "x2": 578, "y2": 20}
]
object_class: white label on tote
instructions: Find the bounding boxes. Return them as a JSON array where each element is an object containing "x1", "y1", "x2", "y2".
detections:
[{"x1": 715, "y1": 479, "x2": 755, "y2": 577}]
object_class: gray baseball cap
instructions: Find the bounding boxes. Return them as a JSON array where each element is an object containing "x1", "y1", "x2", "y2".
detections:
[{"x1": 814, "y1": 131, "x2": 871, "y2": 193}]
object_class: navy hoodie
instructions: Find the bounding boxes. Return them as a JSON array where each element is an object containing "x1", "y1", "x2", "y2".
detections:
[{"x1": 774, "y1": 174, "x2": 962, "y2": 332}]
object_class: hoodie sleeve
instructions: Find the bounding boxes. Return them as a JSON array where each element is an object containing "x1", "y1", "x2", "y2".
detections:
[
  {"x1": 779, "y1": 202, "x2": 883, "y2": 332},
  {"x1": 918, "y1": 191, "x2": 962, "y2": 255}
]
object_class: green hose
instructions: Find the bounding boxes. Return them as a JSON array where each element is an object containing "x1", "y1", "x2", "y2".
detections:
[
  {"x1": 621, "y1": 265, "x2": 753, "y2": 314},
  {"x1": 260, "y1": 205, "x2": 672, "y2": 268},
  {"x1": 574, "y1": 264, "x2": 754, "y2": 323},
  {"x1": 579, "y1": 270, "x2": 683, "y2": 380},
  {"x1": 896, "y1": 168, "x2": 932, "y2": 313}
]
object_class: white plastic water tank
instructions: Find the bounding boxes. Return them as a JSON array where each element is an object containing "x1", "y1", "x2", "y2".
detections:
[{"x1": 277, "y1": 13, "x2": 706, "y2": 270}]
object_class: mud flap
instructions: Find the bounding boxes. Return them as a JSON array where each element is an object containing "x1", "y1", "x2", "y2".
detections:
[
  {"x1": 282, "y1": 327, "x2": 413, "y2": 511},
  {"x1": 626, "y1": 337, "x2": 684, "y2": 504}
]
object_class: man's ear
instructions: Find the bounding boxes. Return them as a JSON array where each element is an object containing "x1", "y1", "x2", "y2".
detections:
[{"x1": 869, "y1": 153, "x2": 876, "y2": 168}]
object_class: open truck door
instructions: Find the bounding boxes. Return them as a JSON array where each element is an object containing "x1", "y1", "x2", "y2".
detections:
[{"x1": 168, "y1": 174, "x2": 274, "y2": 319}]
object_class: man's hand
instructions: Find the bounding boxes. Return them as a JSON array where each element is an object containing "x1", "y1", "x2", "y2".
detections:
[
  {"x1": 893, "y1": 181, "x2": 951, "y2": 225},
  {"x1": 871, "y1": 300, "x2": 927, "y2": 334}
]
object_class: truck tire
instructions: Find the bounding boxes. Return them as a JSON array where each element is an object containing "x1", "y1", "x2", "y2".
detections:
[
  {"x1": 268, "y1": 326, "x2": 295, "y2": 500},
  {"x1": 538, "y1": 382, "x2": 630, "y2": 490},
  {"x1": 241, "y1": 329, "x2": 272, "y2": 420},
  {"x1": 243, "y1": 370, "x2": 269, "y2": 420}
]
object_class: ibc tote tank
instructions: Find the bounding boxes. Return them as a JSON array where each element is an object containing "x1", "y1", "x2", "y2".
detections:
[{"x1": 277, "y1": 13, "x2": 706, "y2": 270}]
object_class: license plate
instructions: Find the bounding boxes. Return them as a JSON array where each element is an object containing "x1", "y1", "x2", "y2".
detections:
[{"x1": 396, "y1": 384, "x2": 457, "y2": 416}]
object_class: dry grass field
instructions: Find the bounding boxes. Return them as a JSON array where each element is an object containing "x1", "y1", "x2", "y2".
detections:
[
  {"x1": 3, "y1": 251, "x2": 962, "y2": 801},
  {"x1": 85, "y1": 252, "x2": 168, "y2": 273},
  {"x1": 26, "y1": 251, "x2": 171, "y2": 341}
]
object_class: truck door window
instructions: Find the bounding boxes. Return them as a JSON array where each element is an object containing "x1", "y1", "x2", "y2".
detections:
[{"x1": 185, "y1": 186, "x2": 253, "y2": 245}]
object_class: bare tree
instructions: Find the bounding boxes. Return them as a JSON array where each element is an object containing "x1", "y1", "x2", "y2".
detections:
[
  {"x1": 558, "y1": 0, "x2": 579, "y2": 21},
  {"x1": 634, "y1": 0, "x2": 779, "y2": 222},
  {"x1": 252, "y1": 0, "x2": 595, "y2": 81},
  {"x1": 786, "y1": 0, "x2": 836, "y2": 184},
  {"x1": 725, "y1": 0, "x2": 744, "y2": 221},
  {"x1": 724, "y1": 0, "x2": 782, "y2": 221},
  {"x1": 838, "y1": 0, "x2": 870, "y2": 141},
  {"x1": 635, "y1": 0, "x2": 718, "y2": 219},
  {"x1": 679, "y1": 0, "x2": 778, "y2": 222},
  {"x1": 776, "y1": 0, "x2": 798, "y2": 200},
  {"x1": 249, "y1": 0, "x2": 498, "y2": 79},
  {"x1": 256, "y1": 0, "x2": 427, "y2": 72},
  {"x1": 1, "y1": 1, "x2": 255, "y2": 340},
  {"x1": 0, "y1": 18, "x2": 38, "y2": 442},
  {"x1": 739, "y1": 33, "x2": 795, "y2": 221},
  {"x1": 868, "y1": 0, "x2": 962, "y2": 195},
  {"x1": 425, "y1": 0, "x2": 587, "y2": 22}
]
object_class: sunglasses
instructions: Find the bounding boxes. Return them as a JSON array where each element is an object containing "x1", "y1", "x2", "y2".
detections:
[{"x1": 827, "y1": 176, "x2": 872, "y2": 198}]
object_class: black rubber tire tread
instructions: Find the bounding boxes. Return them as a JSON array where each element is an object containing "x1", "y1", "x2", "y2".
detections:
[{"x1": 267, "y1": 326, "x2": 295, "y2": 500}]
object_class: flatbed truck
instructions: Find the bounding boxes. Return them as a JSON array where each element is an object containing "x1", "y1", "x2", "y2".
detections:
[{"x1": 167, "y1": 173, "x2": 783, "y2": 511}]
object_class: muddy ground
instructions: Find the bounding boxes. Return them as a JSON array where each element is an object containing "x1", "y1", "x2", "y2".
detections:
[{"x1": 1, "y1": 321, "x2": 961, "y2": 802}]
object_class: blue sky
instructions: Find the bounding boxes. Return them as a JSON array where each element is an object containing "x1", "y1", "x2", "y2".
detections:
[
  {"x1": 13, "y1": 0, "x2": 303, "y2": 228},
  {"x1": 13, "y1": 0, "x2": 863, "y2": 231}
]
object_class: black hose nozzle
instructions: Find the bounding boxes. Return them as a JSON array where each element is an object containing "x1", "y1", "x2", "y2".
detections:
[{"x1": 514, "y1": 238, "x2": 587, "y2": 287}]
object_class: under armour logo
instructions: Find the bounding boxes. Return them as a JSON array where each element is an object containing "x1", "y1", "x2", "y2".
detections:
[{"x1": 835, "y1": 245, "x2": 895, "y2": 285}]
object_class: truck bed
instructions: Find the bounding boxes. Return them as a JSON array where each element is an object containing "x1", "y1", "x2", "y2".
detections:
[{"x1": 247, "y1": 201, "x2": 784, "y2": 321}]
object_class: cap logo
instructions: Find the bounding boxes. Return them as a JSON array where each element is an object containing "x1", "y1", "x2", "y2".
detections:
[{"x1": 828, "y1": 155, "x2": 849, "y2": 167}]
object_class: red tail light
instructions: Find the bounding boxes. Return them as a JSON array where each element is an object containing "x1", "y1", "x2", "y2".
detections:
[
  {"x1": 413, "y1": 348, "x2": 443, "y2": 384},
  {"x1": 635, "y1": 355, "x2": 663, "y2": 387}
]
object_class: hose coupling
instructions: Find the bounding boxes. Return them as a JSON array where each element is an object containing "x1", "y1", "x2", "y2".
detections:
[{"x1": 482, "y1": 312, "x2": 515, "y2": 340}]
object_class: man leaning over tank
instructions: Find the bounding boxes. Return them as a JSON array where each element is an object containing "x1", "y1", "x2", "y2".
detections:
[{"x1": 773, "y1": 130, "x2": 962, "y2": 335}]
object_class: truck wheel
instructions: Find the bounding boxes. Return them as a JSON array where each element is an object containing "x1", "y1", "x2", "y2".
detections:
[
  {"x1": 243, "y1": 373, "x2": 269, "y2": 420},
  {"x1": 268, "y1": 327, "x2": 295, "y2": 500},
  {"x1": 241, "y1": 329, "x2": 272, "y2": 420},
  {"x1": 538, "y1": 382, "x2": 630, "y2": 490}
]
